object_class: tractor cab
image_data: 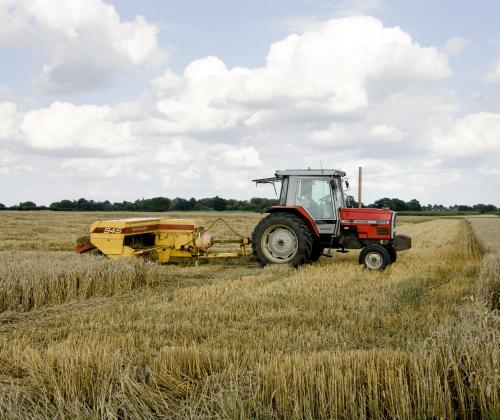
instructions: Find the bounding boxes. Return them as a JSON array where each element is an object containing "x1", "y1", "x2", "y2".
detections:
[
  {"x1": 252, "y1": 168, "x2": 411, "y2": 269},
  {"x1": 254, "y1": 169, "x2": 346, "y2": 237}
]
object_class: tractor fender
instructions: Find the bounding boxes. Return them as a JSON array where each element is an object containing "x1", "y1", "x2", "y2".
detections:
[{"x1": 262, "y1": 206, "x2": 320, "y2": 237}]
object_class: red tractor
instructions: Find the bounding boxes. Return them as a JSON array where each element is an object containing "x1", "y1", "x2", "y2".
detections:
[{"x1": 251, "y1": 169, "x2": 411, "y2": 269}]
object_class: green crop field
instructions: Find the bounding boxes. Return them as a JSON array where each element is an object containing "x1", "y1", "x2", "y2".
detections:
[{"x1": 0, "y1": 212, "x2": 498, "y2": 418}]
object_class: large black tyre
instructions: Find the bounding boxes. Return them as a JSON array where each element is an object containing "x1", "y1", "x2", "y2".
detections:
[
  {"x1": 359, "y1": 244, "x2": 391, "y2": 270},
  {"x1": 252, "y1": 213, "x2": 313, "y2": 267},
  {"x1": 386, "y1": 245, "x2": 397, "y2": 263},
  {"x1": 309, "y1": 241, "x2": 324, "y2": 262}
]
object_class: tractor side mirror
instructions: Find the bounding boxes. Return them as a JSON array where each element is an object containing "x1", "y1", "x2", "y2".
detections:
[
  {"x1": 330, "y1": 179, "x2": 337, "y2": 191},
  {"x1": 344, "y1": 179, "x2": 350, "y2": 190}
]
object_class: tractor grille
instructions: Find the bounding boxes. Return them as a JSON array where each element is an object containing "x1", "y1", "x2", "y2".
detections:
[{"x1": 376, "y1": 227, "x2": 389, "y2": 235}]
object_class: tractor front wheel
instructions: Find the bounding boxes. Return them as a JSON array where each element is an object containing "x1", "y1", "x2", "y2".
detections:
[
  {"x1": 386, "y1": 245, "x2": 397, "y2": 263},
  {"x1": 252, "y1": 213, "x2": 313, "y2": 267},
  {"x1": 359, "y1": 244, "x2": 391, "y2": 270}
]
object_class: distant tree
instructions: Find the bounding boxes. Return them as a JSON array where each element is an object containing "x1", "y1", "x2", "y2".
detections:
[
  {"x1": 150, "y1": 197, "x2": 171, "y2": 212},
  {"x1": 170, "y1": 197, "x2": 191, "y2": 211},
  {"x1": 484, "y1": 204, "x2": 497, "y2": 213},
  {"x1": 101, "y1": 200, "x2": 113, "y2": 211},
  {"x1": 390, "y1": 198, "x2": 407, "y2": 211},
  {"x1": 113, "y1": 201, "x2": 135, "y2": 211},
  {"x1": 431, "y1": 204, "x2": 446, "y2": 212},
  {"x1": 373, "y1": 197, "x2": 392, "y2": 209},
  {"x1": 19, "y1": 201, "x2": 36, "y2": 208},
  {"x1": 474, "y1": 204, "x2": 497, "y2": 214},
  {"x1": 249, "y1": 197, "x2": 278, "y2": 211},
  {"x1": 74, "y1": 198, "x2": 96, "y2": 211},
  {"x1": 406, "y1": 199, "x2": 422, "y2": 211},
  {"x1": 0, "y1": 203, "x2": 5, "y2": 209},
  {"x1": 50, "y1": 199, "x2": 76, "y2": 210},
  {"x1": 188, "y1": 197, "x2": 197, "y2": 210},
  {"x1": 211, "y1": 196, "x2": 227, "y2": 211},
  {"x1": 226, "y1": 199, "x2": 241, "y2": 211}
]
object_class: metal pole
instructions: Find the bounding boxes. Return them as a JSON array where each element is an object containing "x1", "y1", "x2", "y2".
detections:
[{"x1": 358, "y1": 167, "x2": 362, "y2": 208}]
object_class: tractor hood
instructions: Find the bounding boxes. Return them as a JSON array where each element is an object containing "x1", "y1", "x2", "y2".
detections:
[
  {"x1": 339, "y1": 207, "x2": 394, "y2": 224},
  {"x1": 339, "y1": 207, "x2": 395, "y2": 240}
]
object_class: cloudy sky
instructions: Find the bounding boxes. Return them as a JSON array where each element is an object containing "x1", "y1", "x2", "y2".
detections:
[{"x1": 1, "y1": 0, "x2": 500, "y2": 206}]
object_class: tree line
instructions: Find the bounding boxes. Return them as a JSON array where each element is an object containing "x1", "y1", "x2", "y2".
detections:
[
  {"x1": 369, "y1": 197, "x2": 498, "y2": 213},
  {"x1": 0, "y1": 197, "x2": 278, "y2": 212},
  {"x1": 0, "y1": 196, "x2": 498, "y2": 213}
]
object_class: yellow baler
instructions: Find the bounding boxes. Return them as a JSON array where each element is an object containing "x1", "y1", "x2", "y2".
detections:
[{"x1": 76, "y1": 217, "x2": 250, "y2": 263}]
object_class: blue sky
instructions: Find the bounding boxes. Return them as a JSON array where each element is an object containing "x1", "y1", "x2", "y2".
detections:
[{"x1": 1, "y1": 0, "x2": 500, "y2": 206}]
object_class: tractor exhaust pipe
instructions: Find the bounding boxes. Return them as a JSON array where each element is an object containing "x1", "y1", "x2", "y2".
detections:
[{"x1": 358, "y1": 166, "x2": 362, "y2": 208}]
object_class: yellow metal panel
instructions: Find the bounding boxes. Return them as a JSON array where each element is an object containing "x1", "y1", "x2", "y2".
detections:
[{"x1": 91, "y1": 236, "x2": 124, "y2": 256}]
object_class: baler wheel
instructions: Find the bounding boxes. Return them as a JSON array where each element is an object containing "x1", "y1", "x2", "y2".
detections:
[
  {"x1": 252, "y1": 213, "x2": 313, "y2": 267},
  {"x1": 359, "y1": 244, "x2": 391, "y2": 270}
]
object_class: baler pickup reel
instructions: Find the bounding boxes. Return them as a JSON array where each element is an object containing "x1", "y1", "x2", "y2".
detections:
[{"x1": 76, "y1": 217, "x2": 251, "y2": 263}]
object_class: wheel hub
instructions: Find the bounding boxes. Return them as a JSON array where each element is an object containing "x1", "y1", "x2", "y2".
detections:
[
  {"x1": 365, "y1": 251, "x2": 383, "y2": 269},
  {"x1": 261, "y1": 226, "x2": 298, "y2": 263}
]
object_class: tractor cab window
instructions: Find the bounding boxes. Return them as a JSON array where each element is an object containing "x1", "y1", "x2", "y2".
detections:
[
  {"x1": 332, "y1": 178, "x2": 345, "y2": 208},
  {"x1": 296, "y1": 178, "x2": 334, "y2": 219},
  {"x1": 279, "y1": 177, "x2": 288, "y2": 206}
]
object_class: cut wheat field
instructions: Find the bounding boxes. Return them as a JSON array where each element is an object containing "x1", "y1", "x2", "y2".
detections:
[{"x1": 0, "y1": 211, "x2": 498, "y2": 419}]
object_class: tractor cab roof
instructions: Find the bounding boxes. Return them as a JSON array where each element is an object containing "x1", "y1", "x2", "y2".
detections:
[
  {"x1": 253, "y1": 168, "x2": 345, "y2": 184},
  {"x1": 276, "y1": 169, "x2": 345, "y2": 177}
]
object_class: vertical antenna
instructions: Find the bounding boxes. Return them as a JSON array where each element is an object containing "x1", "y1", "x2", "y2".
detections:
[{"x1": 358, "y1": 167, "x2": 362, "y2": 208}]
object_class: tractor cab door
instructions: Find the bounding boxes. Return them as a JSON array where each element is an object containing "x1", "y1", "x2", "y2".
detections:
[{"x1": 294, "y1": 177, "x2": 339, "y2": 235}]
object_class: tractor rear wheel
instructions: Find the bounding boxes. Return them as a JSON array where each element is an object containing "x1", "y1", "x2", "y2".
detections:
[
  {"x1": 252, "y1": 213, "x2": 313, "y2": 267},
  {"x1": 359, "y1": 244, "x2": 391, "y2": 270}
]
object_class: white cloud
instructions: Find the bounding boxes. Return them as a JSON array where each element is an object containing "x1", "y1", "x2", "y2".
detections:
[
  {"x1": 369, "y1": 125, "x2": 403, "y2": 142},
  {"x1": 0, "y1": 0, "x2": 162, "y2": 93},
  {"x1": 0, "y1": 102, "x2": 20, "y2": 140},
  {"x1": 59, "y1": 157, "x2": 149, "y2": 180},
  {"x1": 155, "y1": 140, "x2": 191, "y2": 164},
  {"x1": 442, "y1": 37, "x2": 470, "y2": 57},
  {"x1": 306, "y1": 125, "x2": 349, "y2": 146},
  {"x1": 19, "y1": 102, "x2": 138, "y2": 155},
  {"x1": 208, "y1": 167, "x2": 252, "y2": 190},
  {"x1": 0, "y1": 151, "x2": 33, "y2": 175},
  {"x1": 485, "y1": 57, "x2": 500, "y2": 85},
  {"x1": 432, "y1": 112, "x2": 500, "y2": 157},
  {"x1": 148, "y1": 16, "x2": 451, "y2": 137},
  {"x1": 220, "y1": 146, "x2": 263, "y2": 168}
]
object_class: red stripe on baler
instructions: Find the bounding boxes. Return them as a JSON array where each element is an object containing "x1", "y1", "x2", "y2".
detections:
[
  {"x1": 158, "y1": 224, "x2": 194, "y2": 231},
  {"x1": 92, "y1": 223, "x2": 194, "y2": 234}
]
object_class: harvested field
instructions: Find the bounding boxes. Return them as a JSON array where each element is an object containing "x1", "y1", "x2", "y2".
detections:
[
  {"x1": 468, "y1": 216, "x2": 500, "y2": 310},
  {"x1": 0, "y1": 211, "x2": 498, "y2": 418},
  {"x1": 0, "y1": 252, "x2": 158, "y2": 312}
]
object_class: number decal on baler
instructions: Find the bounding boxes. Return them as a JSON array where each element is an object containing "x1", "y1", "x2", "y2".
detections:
[{"x1": 103, "y1": 227, "x2": 122, "y2": 234}]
